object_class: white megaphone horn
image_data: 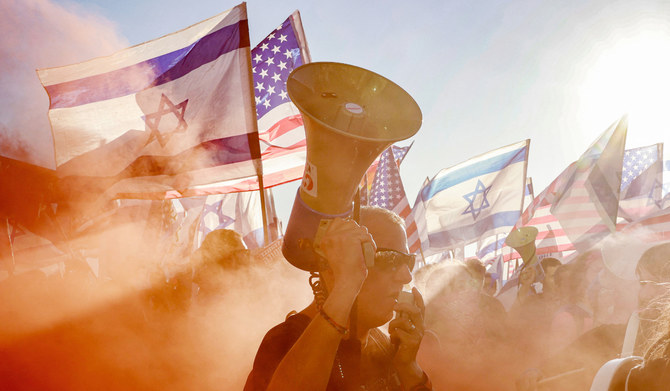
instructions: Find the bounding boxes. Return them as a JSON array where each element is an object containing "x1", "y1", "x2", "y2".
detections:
[{"x1": 282, "y1": 62, "x2": 422, "y2": 271}]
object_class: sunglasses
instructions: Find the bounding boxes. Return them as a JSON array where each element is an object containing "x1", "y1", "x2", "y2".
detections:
[{"x1": 374, "y1": 248, "x2": 416, "y2": 272}]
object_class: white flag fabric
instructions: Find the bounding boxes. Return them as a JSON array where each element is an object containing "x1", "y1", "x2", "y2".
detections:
[
  {"x1": 37, "y1": 3, "x2": 260, "y2": 199},
  {"x1": 408, "y1": 177, "x2": 431, "y2": 259},
  {"x1": 419, "y1": 140, "x2": 529, "y2": 254},
  {"x1": 192, "y1": 11, "x2": 311, "y2": 194},
  {"x1": 621, "y1": 205, "x2": 670, "y2": 243},
  {"x1": 618, "y1": 143, "x2": 664, "y2": 222},
  {"x1": 197, "y1": 190, "x2": 280, "y2": 250},
  {"x1": 502, "y1": 165, "x2": 578, "y2": 262},
  {"x1": 549, "y1": 116, "x2": 627, "y2": 251},
  {"x1": 476, "y1": 177, "x2": 535, "y2": 264}
]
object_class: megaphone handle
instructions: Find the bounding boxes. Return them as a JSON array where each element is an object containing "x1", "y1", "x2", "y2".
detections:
[
  {"x1": 312, "y1": 220, "x2": 375, "y2": 269},
  {"x1": 362, "y1": 242, "x2": 375, "y2": 268},
  {"x1": 352, "y1": 187, "x2": 377, "y2": 267}
]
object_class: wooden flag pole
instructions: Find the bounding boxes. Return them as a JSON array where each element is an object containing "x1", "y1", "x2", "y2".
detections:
[
  {"x1": 257, "y1": 173, "x2": 270, "y2": 246},
  {"x1": 5, "y1": 218, "x2": 16, "y2": 276}
]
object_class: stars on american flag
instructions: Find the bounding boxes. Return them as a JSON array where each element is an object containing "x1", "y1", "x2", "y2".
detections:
[
  {"x1": 369, "y1": 148, "x2": 405, "y2": 209},
  {"x1": 251, "y1": 20, "x2": 302, "y2": 118},
  {"x1": 621, "y1": 145, "x2": 658, "y2": 190}
]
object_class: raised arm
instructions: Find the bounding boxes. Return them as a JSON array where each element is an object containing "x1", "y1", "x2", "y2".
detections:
[{"x1": 267, "y1": 218, "x2": 373, "y2": 391}]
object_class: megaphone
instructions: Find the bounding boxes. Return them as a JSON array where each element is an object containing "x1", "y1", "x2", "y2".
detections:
[
  {"x1": 282, "y1": 62, "x2": 422, "y2": 271},
  {"x1": 505, "y1": 226, "x2": 539, "y2": 269}
]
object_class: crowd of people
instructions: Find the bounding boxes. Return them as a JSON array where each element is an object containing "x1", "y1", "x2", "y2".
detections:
[{"x1": 1, "y1": 205, "x2": 669, "y2": 390}]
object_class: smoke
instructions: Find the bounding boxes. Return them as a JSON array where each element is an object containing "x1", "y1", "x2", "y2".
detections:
[
  {"x1": 0, "y1": 207, "x2": 313, "y2": 390},
  {"x1": 0, "y1": 0, "x2": 128, "y2": 168}
]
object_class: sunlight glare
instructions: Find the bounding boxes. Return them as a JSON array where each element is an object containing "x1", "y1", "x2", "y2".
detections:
[{"x1": 579, "y1": 26, "x2": 670, "y2": 148}]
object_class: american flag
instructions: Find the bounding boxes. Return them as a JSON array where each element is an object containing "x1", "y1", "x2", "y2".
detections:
[
  {"x1": 501, "y1": 162, "x2": 580, "y2": 263},
  {"x1": 502, "y1": 119, "x2": 628, "y2": 263},
  {"x1": 361, "y1": 143, "x2": 412, "y2": 205},
  {"x1": 368, "y1": 146, "x2": 420, "y2": 253},
  {"x1": 191, "y1": 11, "x2": 311, "y2": 194},
  {"x1": 621, "y1": 206, "x2": 670, "y2": 243},
  {"x1": 549, "y1": 117, "x2": 627, "y2": 251},
  {"x1": 619, "y1": 144, "x2": 663, "y2": 221}
]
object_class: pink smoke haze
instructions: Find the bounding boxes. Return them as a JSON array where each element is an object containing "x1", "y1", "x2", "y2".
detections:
[{"x1": 0, "y1": 0, "x2": 128, "y2": 168}]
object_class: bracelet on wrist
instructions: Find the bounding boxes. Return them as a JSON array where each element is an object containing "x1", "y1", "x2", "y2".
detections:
[{"x1": 318, "y1": 308, "x2": 349, "y2": 336}]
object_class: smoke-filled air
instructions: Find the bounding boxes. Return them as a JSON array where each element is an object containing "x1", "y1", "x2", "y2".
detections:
[{"x1": 3, "y1": 0, "x2": 670, "y2": 390}]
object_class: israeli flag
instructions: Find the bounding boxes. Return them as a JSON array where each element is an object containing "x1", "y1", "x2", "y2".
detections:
[{"x1": 419, "y1": 140, "x2": 529, "y2": 252}]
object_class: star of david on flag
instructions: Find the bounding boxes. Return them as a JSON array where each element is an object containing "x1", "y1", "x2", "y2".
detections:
[
  {"x1": 144, "y1": 94, "x2": 189, "y2": 148},
  {"x1": 462, "y1": 179, "x2": 492, "y2": 220},
  {"x1": 200, "y1": 199, "x2": 235, "y2": 236},
  {"x1": 416, "y1": 140, "x2": 528, "y2": 252},
  {"x1": 196, "y1": 189, "x2": 280, "y2": 250},
  {"x1": 37, "y1": 3, "x2": 261, "y2": 199},
  {"x1": 618, "y1": 143, "x2": 663, "y2": 221}
]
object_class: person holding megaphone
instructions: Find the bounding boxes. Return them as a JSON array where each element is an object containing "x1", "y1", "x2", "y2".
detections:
[
  {"x1": 244, "y1": 206, "x2": 431, "y2": 391},
  {"x1": 245, "y1": 61, "x2": 428, "y2": 390}
]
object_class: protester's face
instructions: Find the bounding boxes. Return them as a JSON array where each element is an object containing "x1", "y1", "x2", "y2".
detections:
[{"x1": 357, "y1": 220, "x2": 412, "y2": 328}]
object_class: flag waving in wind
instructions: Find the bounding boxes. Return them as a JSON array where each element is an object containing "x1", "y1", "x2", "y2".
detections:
[
  {"x1": 549, "y1": 116, "x2": 627, "y2": 251},
  {"x1": 618, "y1": 143, "x2": 664, "y2": 222},
  {"x1": 368, "y1": 146, "x2": 420, "y2": 252},
  {"x1": 38, "y1": 3, "x2": 259, "y2": 200},
  {"x1": 194, "y1": 11, "x2": 311, "y2": 194},
  {"x1": 418, "y1": 140, "x2": 529, "y2": 254}
]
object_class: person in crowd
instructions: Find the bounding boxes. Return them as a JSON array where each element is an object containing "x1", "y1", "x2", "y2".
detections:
[
  {"x1": 244, "y1": 206, "x2": 431, "y2": 391},
  {"x1": 620, "y1": 290, "x2": 670, "y2": 390},
  {"x1": 506, "y1": 257, "x2": 564, "y2": 374},
  {"x1": 539, "y1": 257, "x2": 561, "y2": 301},
  {"x1": 190, "y1": 228, "x2": 250, "y2": 304},
  {"x1": 549, "y1": 258, "x2": 594, "y2": 353},
  {"x1": 483, "y1": 271, "x2": 498, "y2": 296},
  {"x1": 464, "y1": 257, "x2": 508, "y2": 338},
  {"x1": 419, "y1": 261, "x2": 513, "y2": 390},
  {"x1": 516, "y1": 242, "x2": 670, "y2": 391}
]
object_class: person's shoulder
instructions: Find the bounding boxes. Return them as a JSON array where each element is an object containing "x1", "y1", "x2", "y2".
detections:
[
  {"x1": 479, "y1": 293, "x2": 507, "y2": 317},
  {"x1": 263, "y1": 312, "x2": 311, "y2": 340},
  {"x1": 245, "y1": 313, "x2": 312, "y2": 391}
]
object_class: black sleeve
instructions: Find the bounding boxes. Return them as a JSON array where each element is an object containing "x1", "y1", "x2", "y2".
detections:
[{"x1": 244, "y1": 314, "x2": 310, "y2": 391}]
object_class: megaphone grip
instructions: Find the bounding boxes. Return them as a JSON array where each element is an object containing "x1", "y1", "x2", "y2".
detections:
[
  {"x1": 362, "y1": 242, "x2": 375, "y2": 268},
  {"x1": 282, "y1": 190, "x2": 352, "y2": 271}
]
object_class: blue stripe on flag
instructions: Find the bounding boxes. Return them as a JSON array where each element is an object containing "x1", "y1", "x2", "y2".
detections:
[
  {"x1": 46, "y1": 20, "x2": 250, "y2": 109},
  {"x1": 477, "y1": 237, "x2": 506, "y2": 259},
  {"x1": 427, "y1": 210, "x2": 520, "y2": 249},
  {"x1": 109, "y1": 132, "x2": 260, "y2": 178},
  {"x1": 422, "y1": 146, "x2": 527, "y2": 201}
]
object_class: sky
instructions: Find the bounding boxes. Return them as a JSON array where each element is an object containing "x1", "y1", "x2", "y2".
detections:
[{"x1": 3, "y1": 0, "x2": 670, "y2": 226}]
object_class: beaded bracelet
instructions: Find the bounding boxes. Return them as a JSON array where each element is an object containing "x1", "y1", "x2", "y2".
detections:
[{"x1": 318, "y1": 308, "x2": 349, "y2": 336}]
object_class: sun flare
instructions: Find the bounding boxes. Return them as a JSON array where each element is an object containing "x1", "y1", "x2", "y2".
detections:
[{"x1": 579, "y1": 24, "x2": 670, "y2": 148}]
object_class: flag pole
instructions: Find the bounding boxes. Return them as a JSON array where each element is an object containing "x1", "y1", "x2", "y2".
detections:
[
  {"x1": 5, "y1": 218, "x2": 16, "y2": 276},
  {"x1": 418, "y1": 245, "x2": 427, "y2": 269},
  {"x1": 257, "y1": 176, "x2": 270, "y2": 246},
  {"x1": 244, "y1": 31, "x2": 269, "y2": 247}
]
